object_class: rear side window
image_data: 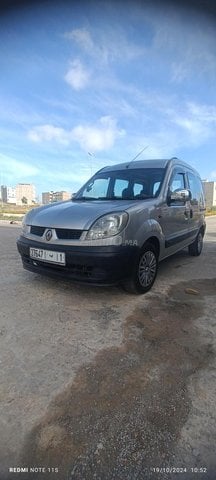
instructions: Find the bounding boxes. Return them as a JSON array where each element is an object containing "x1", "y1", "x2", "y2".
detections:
[
  {"x1": 113, "y1": 179, "x2": 129, "y2": 196},
  {"x1": 187, "y1": 172, "x2": 205, "y2": 206},
  {"x1": 133, "y1": 183, "x2": 144, "y2": 195}
]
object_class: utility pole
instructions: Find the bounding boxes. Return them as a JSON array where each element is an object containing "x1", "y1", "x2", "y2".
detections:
[{"x1": 0, "y1": 172, "x2": 3, "y2": 210}]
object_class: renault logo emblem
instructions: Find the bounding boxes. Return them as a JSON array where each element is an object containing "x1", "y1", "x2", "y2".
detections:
[{"x1": 45, "y1": 229, "x2": 53, "y2": 241}]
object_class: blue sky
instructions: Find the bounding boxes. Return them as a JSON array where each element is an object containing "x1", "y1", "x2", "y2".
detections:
[{"x1": 0, "y1": 0, "x2": 216, "y2": 199}]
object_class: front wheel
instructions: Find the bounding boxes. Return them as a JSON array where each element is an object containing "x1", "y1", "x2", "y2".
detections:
[
  {"x1": 122, "y1": 242, "x2": 158, "y2": 294},
  {"x1": 188, "y1": 230, "x2": 204, "y2": 256}
]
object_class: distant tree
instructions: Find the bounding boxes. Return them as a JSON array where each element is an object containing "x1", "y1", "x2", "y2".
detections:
[{"x1": 21, "y1": 196, "x2": 28, "y2": 205}]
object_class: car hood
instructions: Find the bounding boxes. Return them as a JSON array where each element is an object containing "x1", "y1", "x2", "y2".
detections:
[{"x1": 25, "y1": 199, "x2": 138, "y2": 230}]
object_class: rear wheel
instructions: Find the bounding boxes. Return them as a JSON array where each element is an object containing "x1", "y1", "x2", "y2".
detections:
[
  {"x1": 188, "y1": 230, "x2": 203, "y2": 256},
  {"x1": 122, "y1": 242, "x2": 158, "y2": 294}
]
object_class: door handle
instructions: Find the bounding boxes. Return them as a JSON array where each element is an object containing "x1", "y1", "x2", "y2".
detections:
[{"x1": 184, "y1": 208, "x2": 193, "y2": 219}]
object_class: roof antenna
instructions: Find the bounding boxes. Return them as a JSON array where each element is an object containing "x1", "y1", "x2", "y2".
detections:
[
  {"x1": 126, "y1": 145, "x2": 149, "y2": 168},
  {"x1": 88, "y1": 151, "x2": 95, "y2": 176}
]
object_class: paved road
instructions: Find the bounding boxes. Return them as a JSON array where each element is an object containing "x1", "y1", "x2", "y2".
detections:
[{"x1": 0, "y1": 218, "x2": 216, "y2": 480}]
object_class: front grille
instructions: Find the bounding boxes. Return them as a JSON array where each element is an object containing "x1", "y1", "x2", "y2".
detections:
[
  {"x1": 30, "y1": 225, "x2": 82, "y2": 240},
  {"x1": 30, "y1": 226, "x2": 46, "y2": 236},
  {"x1": 55, "y1": 228, "x2": 82, "y2": 240}
]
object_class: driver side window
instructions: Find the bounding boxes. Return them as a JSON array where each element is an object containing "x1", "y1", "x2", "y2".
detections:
[{"x1": 169, "y1": 172, "x2": 185, "y2": 192}]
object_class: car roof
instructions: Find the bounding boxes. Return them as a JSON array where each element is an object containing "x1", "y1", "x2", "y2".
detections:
[
  {"x1": 100, "y1": 158, "x2": 173, "y2": 172},
  {"x1": 99, "y1": 157, "x2": 200, "y2": 176}
]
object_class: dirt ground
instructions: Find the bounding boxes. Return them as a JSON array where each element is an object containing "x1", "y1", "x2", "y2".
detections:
[{"x1": 0, "y1": 217, "x2": 216, "y2": 480}]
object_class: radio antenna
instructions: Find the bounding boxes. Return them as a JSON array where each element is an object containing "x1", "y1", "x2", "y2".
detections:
[{"x1": 126, "y1": 145, "x2": 149, "y2": 168}]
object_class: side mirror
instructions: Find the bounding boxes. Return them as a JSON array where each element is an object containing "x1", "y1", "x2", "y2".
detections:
[
  {"x1": 168, "y1": 188, "x2": 191, "y2": 204},
  {"x1": 86, "y1": 182, "x2": 94, "y2": 192}
]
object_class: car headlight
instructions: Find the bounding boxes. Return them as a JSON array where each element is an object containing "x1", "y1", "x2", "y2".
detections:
[
  {"x1": 86, "y1": 212, "x2": 128, "y2": 240},
  {"x1": 21, "y1": 215, "x2": 29, "y2": 235}
]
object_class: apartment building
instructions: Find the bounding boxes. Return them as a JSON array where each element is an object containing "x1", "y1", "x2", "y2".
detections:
[
  {"x1": 42, "y1": 191, "x2": 71, "y2": 204},
  {"x1": 202, "y1": 181, "x2": 216, "y2": 209},
  {"x1": 0, "y1": 185, "x2": 16, "y2": 203},
  {"x1": 16, "y1": 183, "x2": 36, "y2": 206}
]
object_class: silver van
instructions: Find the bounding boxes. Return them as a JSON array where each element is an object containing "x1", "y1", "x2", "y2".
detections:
[{"x1": 17, "y1": 158, "x2": 206, "y2": 294}]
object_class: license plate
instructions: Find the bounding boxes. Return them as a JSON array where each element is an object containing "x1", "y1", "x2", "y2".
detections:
[{"x1": 30, "y1": 248, "x2": 66, "y2": 265}]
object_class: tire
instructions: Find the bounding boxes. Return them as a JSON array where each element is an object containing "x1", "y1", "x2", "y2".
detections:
[
  {"x1": 122, "y1": 242, "x2": 158, "y2": 294},
  {"x1": 188, "y1": 230, "x2": 203, "y2": 256}
]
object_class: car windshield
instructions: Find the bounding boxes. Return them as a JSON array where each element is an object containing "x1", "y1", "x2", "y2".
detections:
[{"x1": 73, "y1": 168, "x2": 165, "y2": 201}]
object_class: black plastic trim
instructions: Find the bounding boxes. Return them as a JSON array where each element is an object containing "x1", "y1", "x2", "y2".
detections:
[
  {"x1": 17, "y1": 236, "x2": 139, "y2": 285},
  {"x1": 165, "y1": 229, "x2": 197, "y2": 248}
]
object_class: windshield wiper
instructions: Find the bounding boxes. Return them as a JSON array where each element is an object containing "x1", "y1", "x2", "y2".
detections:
[
  {"x1": 135, "y1": 196, "x2": 153, "y2": 200},
  {"x1": 72, "y1": 196, "x2": 98, "y2": 201},
  {"x1": 97, "y1": 196, "x2": 119, "y2": 200},
  {"x1": 73, "y1": 195, "x2": 153, "y2": 202}
]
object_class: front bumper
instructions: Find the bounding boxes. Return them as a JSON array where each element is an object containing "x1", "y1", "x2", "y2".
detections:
[{"x1": 17, "y1": 236, "x2": 139, "y2": 285}]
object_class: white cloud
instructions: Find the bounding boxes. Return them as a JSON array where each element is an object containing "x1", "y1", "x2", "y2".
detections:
[
  {"x1": 170, "y1": 102, "x2": 216, "y2": 145},
  {"x1": 171, "y1": 62, "x2": 189, "y2": 83},
  {"x1": 27, "y1": 124, "x2": 70, "y2": 145},
  {"x1": 149, "y1": 6, "x2": 216, "y2": 83},
  {"x1": 0, "y1": 153, "x2": 39, "y2": 182},
  {"x1": 27, "y1": 116, "x2": 125, "y2": 153},
  {"x1": 134, "y1": 93, "x2": 216, "y2": 149},
  {"x1": 187, "y1": 102, "x2": 216, "y2": 123},
  {"x1": 45, "y1": 169, "x2": 90, "y2": 186},
  {"x1": 64, "y1": 28, "x2": 94, "y2": 52},
  {"x1": 65, "y1": 27, "x2": 146, "y2": 64},
  {"x1": 71, "y1": 116, "x2": 125, "y2": 152},
  {"x1": 64, "y1": 59, "x2": 90, "y2": 90},
  {"x1": 117, "y1": 94, "x2": 216, "y2": 159}
]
